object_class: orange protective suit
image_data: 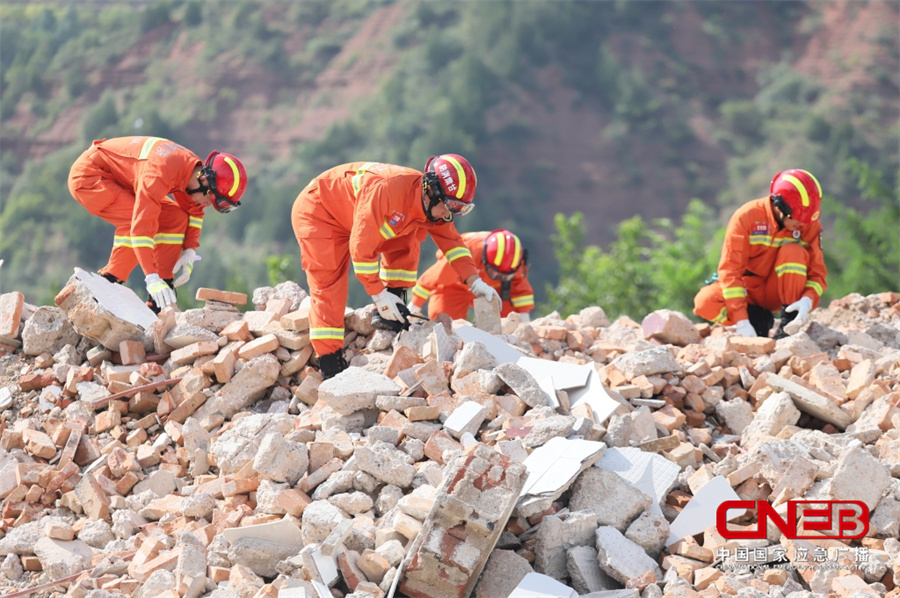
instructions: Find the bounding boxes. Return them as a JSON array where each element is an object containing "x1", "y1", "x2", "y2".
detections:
[
  {"x1": 68, "y1": 137, "x2": 205, "y2": 282},
  {"x1": 694, "y1": 197, "x2": 827, "y2": 325},
  {"x1": 291, "y1": 162, "x2": 479, "y2": 356},
  {"x1": 410, "y1": 231, "x2": 535, "y2": 320}
]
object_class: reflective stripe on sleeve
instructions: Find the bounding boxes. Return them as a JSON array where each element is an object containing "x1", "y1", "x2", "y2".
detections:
[
  {"x1": 444, "y1": 246, "x2": 472, "y2": 263},
  {"x1": 352, "y1": 260, "x2": 380, "y2": 276}
]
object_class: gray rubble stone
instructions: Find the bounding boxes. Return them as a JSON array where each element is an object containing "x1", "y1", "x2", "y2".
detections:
[
  {"x1": 34, "y1": 537, "x2": 93, "y2": 579},
  {"x1": 740, "y1": 392, "x2": 801, "y2": 448},
  {"x1": 195, "y1": 353, "x2": 281, "y2": 420},
  {"x1": 453, "y1": 341, "x2": 498, "y2": 379},
  {"x1": 566, "y1": 545, "x2": 618, "y2": 594},
  {"x1": 138, "y1": 570, "x2": 176, "y2": 598},
  {"x1": 355, "y1": 441, "x2": 416, "y2": 487},
  {"x1": 318, "y1": 367, "x2": 400, "y2": 416},
  {"x1": 495, "y1": 362, "x2": 551, "y2": 407},
  {"x1": 473, "y1": 549, "x2": 533, "y2": 598},
  {"x1": 595, "y1": 526, "x2": 663, "y2": 585},
  {"x1": 716, "y1": 397, "x2": 755, "y2": 435},
  {"x1": 163, "y1": 322, "x2": 219, "y2": 350},
  {"x1": 253, "y1": 433, "x2": 308, "y2": 485},
  {"x1": 22, "y1": 306, "x2": 81, "y2": 356},
  {"x1": 570, "y1": 468, "x2": 651, "y2": 531},
  {"x1": 828, "y1": 443, "x2": 892, "y2": 510},
  {"x1": 604, "y1": 407, "x2": 657, "y2": 447},
  {"x1": 534, "y1": 509, "x2": 598, "y2": 581},
  {"x1": 210, "y1": 414, "x2": 295, "y2": 474},
  {"x1": 609, "y1": 345, "x2": 681, "y2": 379},
  {"x1": 524, "y1": 414, "x2": 577, "y2": 448},
  {"x1": 227, "y1": 537, "x2": 300, "y2": 578},
  {"x1": 641, "y1": 309, "x2": 700, "y2": 346},
  {"x1": 624, "y1": 511, "x2": 669, "y2": 557}
]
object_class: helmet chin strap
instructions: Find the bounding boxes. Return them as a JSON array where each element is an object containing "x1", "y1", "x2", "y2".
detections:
[{"x1": 422, "y1": 178, "x2": 452, "y2": 222}]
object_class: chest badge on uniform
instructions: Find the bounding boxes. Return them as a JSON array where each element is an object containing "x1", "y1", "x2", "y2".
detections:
[
  {"x1": 793, "y1": 230, "x2": 801, "y2": 239},
  {"x1": 388, "y1": 211, "x2": 405, "y2": 226}
]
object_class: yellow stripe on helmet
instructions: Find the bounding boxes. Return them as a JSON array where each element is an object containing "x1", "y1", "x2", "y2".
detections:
[
  {"x1": 493, "y1": 233, "x2": 506, "y2": 267},
  {"x1": 799, "y1": 169, "x2": 822, "y2": 199},
  {"x1": 223, "y1": 156, "x2": 241, "y2": 197},
  {"x1": 511, "y1": 235, "x2": 522, "y2": 269},
  {"x1": 443, "y1": 155, "x2": 466, "y2": 200},
  {"x1": 783, "y1": 174, "x2": 810, "y2": 207}
]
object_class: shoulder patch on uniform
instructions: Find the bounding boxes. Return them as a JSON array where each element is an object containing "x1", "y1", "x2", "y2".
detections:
[{"x1": 388, "y1": 211, "x2": 405, "y2": 226}]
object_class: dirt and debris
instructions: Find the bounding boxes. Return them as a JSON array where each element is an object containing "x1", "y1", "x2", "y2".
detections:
[{"x1": 0, "y1": 273, "x2": 898, "y2": 598}]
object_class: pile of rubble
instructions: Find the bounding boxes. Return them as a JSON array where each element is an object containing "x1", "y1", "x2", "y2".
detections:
[{"x1": 0, "y1": 269, "x2": 898, "y2": 598}]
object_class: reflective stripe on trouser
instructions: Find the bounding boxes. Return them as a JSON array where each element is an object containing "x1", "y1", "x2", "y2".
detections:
[
  {"x1": 693, "y1": 243, "x2": 811, "y2": 325},
  {"x1": 69, "y1": 163, "x2": 189, "y2": 282},
  {"x1": 292, "y1": 193, "x2": 351, "y2": 357}
]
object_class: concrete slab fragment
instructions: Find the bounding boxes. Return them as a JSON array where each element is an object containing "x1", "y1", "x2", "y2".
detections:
[
  {"x1": 666, "y1": 476, "x2": 744, "y2": 546},
  {"x1": 222, "y1": 517, "x2": 305, "y2": 546},
  {"x1": 594, "y1": 447, "x2": 680, "y2": 517},
  {"x1": 74, "y1": 267, "x2": 157, "y2": 329}
]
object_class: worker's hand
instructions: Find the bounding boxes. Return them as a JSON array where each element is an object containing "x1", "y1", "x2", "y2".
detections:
[
  {"x1": 172, "y1": 249, "x2": 202, "y2": 288},
  {"x1": 783, "y1": 296, "x2": 813, "y2": 335},
  {"x1": 145, "y1": 273, "x2": 177, "y2": 310},
  {"x1": 407, "y1": 301, "x2": 424, "y2": 317},
  {"x1": 371, "y1": 290, "x2": 407, "y2": 322},
  {"x1": 734, "y1": 319, "x2": 757, "y2": 337},
  {"x1": 469, "y1": 278, "x2": 500, "y2": 304}
]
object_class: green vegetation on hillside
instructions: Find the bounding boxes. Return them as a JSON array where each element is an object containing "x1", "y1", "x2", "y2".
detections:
[{"x1": 2, "y1": 1, "x2": 897, "y2": 320}]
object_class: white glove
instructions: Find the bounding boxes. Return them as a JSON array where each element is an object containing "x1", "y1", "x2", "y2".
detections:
[
  {"x1": 371, "y1": 290, "x2": 406, "y2": 322},
  {"x1": 734, "y1": 319, "x2": 757, "y2": 337},
  {"x1": 145, "y1": 273, "x2": 177, "y2": 310},
  {"x1": 469, "y1": 278, "x2": 500, "y2": 304},
  {"x1": 783, "y1": 296, "x2": 813, "y2": 335},
  {"x1": 519, "y1": 312, "x2": 531, "y2": 323},
  {"x1": 407, "y1": 301, "x2": 424, "y2": 317},
  {"x1": 172, "y1": 248, "x2": 201, "y2": 288}
]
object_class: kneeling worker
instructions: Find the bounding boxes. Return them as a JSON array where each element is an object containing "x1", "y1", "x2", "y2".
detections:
[
  {"x1": 409, "y1": 229, "x2": 534, "y2": 321},
  {"x1": 694, "y1": 169, "x2": 827, "y2": 338}
]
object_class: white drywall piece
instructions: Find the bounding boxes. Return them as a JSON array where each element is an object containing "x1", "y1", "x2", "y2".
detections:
[
  {"x1": 506, "y1": 572, "x2": 578, "y2": 598},
  {"x1": 666, "y1": 475, "x2": 745, "y2": 547}
]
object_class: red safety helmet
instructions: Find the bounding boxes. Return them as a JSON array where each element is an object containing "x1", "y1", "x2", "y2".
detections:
[
  {"x1": 769, "y1": 169, "x2": 822, "y2": 224},
  {"x1": 202, "y1": 151, "x2": 247, "y2": 213},
  {"x1": 423, "y1": 154, "x2": 477, "y2": 216},
  {"x1": 483, "y1": 229, "x2": 526, "y2": 281}
]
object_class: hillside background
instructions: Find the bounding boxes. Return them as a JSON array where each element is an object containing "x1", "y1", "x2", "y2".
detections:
[{"x1": 1, "y1": 0, "x2": 897, "y2": 318}]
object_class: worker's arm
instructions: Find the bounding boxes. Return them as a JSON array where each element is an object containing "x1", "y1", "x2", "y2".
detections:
[
  {"x1": 129, "y1": 169, "x2": 169, "y2": 276},
  {"x1": 428, "y1": 222, "x2": 478, "y2": 284},
  {"x1": 349, "y1": 179, "x2": 393, "y2": 296},
  {"x1": 803, "y1": 225, "x2": 828, "y2": 309},
  {"x1": 509, "y1": 271, "x2": 535, "y2": 313}
]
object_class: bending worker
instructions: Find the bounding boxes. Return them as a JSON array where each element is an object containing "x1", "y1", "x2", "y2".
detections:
[
  {"x1": 409, "y1": 229, "x2": 534, "y2": 321},
  {"x1": 291, "y1": 155, "x2": 500, "y2": 379},
  {"x1": 68, "y1": 136, "x2": 247, "y2": 312},
  {"x1": 694, "y1": 169, "x2": 827, "y2": 338}
]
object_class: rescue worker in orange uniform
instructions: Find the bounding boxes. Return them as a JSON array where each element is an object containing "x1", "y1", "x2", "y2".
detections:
[
  {"x1": 409, "y1": 229, "x2": 535, "y2": 321},
  {"x1": 291, "y1": 155, "x2": 500, "y2": 379},
  {"x1": 68, "y1": 136, "x2": 247, "y2": 311},
  {"x1": 694, "y1": 169, "x2": 827, "y2": 338}
]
